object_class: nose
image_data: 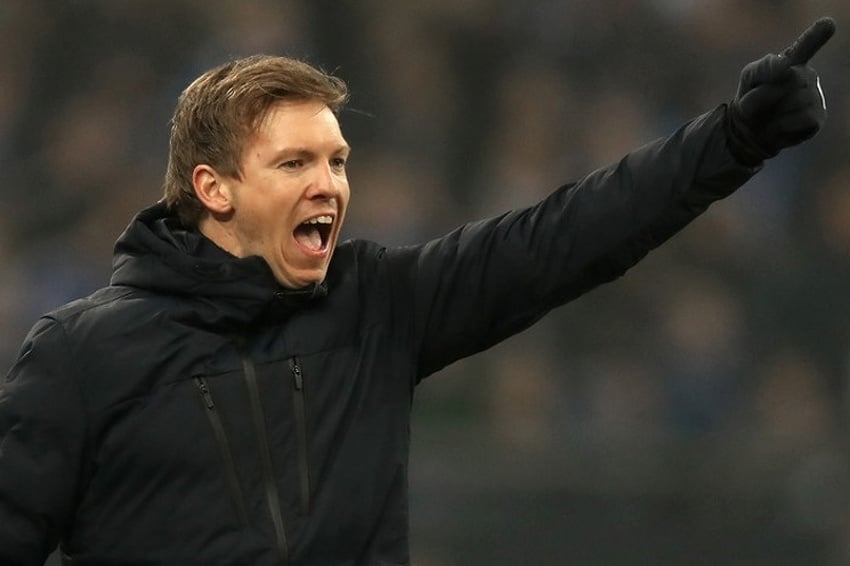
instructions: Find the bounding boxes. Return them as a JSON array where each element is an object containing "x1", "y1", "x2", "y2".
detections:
[{"x1": 306, "y1": 161, "x2": 343, "y2": 201}]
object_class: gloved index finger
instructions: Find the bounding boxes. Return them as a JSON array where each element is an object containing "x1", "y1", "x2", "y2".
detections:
[{"x1": 782, "y1": 17, "x2": 836, "y2": 65}]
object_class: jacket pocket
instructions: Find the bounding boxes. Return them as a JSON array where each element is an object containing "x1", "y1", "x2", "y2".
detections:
[
  {"x1": 194, "y1": 376, "x2": 249, "y2": 527},
  {"x1": 289, "y1": 356, "x2": 310, "y2": 515}
]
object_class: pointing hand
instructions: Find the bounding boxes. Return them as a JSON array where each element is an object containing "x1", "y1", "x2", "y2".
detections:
[{"x1": 726, "y1": 17, "x2": 836, "y2": 166}]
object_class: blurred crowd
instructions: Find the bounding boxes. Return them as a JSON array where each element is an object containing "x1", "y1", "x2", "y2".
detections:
[{"x1": 1, "y1": 1, "x2": 848, "y2": 564}]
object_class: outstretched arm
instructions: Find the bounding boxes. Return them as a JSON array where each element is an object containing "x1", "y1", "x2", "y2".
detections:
[{"x1": 386, "y1": 18, "x2": 836, "y2": 379}]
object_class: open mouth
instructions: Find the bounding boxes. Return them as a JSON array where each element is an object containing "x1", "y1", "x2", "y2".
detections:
[{"x1": 293, "y1": 215, "x2": 333, "y2": 253}]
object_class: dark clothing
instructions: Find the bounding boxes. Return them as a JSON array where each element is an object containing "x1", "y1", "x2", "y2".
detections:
[{"x1": 0, "y1": 106, "x2": 755, "y2": 565}]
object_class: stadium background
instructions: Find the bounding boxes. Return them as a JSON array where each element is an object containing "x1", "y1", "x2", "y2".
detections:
[{"x1": 1, "y1": 1, "x2": 847, "y2": 564}]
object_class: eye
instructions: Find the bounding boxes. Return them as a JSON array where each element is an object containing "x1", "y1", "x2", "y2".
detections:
[
  {"x1": 331, "y1": 157, "x2": 347, "y2": 169},
  {"x1": 279, "y1": 160, "x2": 302, "y2": 170}
]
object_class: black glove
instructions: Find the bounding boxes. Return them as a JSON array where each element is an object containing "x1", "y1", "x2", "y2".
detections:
[{"x1": 726, "y1": 17, "x2": 835, "y2": 166}]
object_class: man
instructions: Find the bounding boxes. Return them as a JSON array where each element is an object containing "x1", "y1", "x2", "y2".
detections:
[{"x1": 0, "y1": 17, "x2": 836, "y2": 566}]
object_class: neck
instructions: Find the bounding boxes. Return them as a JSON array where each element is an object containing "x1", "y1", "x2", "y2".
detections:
[{"x1": 198, "y1": 216, "x2": 245, "y2": 258}]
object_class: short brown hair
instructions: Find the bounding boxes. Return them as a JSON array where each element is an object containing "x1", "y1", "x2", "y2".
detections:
[{"x1": 162, "y1": 55, "x2": 349, "y2": 227}]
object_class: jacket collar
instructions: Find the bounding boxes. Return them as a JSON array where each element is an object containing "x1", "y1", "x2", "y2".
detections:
[{"x1": 110, "y1": 202, "x2": 326, "y2": 329}]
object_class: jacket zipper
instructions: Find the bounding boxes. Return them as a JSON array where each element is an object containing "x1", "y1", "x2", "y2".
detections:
[
  {"x1": 194, "y1": 377, "x2": 249, "y2": 527},
  {"x1": 289, "y1": 357, "x2": 310, "y2": 514},
  {"x1": 240, "y1": 353, "x2": 290, "y2": 564}
]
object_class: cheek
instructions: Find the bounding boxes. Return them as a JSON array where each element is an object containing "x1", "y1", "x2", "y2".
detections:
[
  {"x1": 338, "y1": 183, "x2": 352, "y2": 213},
  {"x1": 235, "y1": 202, "x2": 279, "y2": 247}
]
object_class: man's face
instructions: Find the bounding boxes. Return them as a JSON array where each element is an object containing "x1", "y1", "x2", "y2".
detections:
[{"x1": 225, "y1": 99, "x2": 350, "y2": 289}]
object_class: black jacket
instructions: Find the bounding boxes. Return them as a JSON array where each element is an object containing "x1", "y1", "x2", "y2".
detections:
[{"x1": 0, "y1": 106, "x2": 756, "y2": 565}]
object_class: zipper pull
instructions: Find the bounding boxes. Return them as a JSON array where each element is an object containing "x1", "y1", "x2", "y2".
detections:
[
  {"x1": 289, "y1": 357, "x2": 303, "y2": 390},
  {"x1": 195, "y1": 377, "x2": 215, "y2": 410}
]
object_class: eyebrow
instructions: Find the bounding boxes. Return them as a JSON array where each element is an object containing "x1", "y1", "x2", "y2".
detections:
[{"x1": 270, "y1": 144, "x2": 351, "y2": 161}]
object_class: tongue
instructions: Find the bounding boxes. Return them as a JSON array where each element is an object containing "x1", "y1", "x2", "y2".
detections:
[{"x1": 294, "y1": 225, "x2": 323, "y2": 251}]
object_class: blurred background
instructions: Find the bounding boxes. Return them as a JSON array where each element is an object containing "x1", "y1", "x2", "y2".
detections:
[{"x1": 1, "y1": 1, "x2": 848, "y2": 564}]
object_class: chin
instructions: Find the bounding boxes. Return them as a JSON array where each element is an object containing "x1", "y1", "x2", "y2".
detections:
[{"x1": 278, "y1": 270, "x2": 328, "y2": 290}]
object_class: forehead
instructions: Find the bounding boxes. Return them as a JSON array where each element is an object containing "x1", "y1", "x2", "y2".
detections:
[{"x1": 253, "y1": 99, "x2": 346, "y2": 146}]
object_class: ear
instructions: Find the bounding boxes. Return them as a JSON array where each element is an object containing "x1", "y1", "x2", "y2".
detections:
[{"x1": 192, "y1": 164, "x2": 234, "y2": 215}]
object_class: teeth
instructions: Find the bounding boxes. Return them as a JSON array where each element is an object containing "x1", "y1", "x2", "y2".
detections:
[{"x1": 304, "y1": 215, "x2": 333, "y2": 225}]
